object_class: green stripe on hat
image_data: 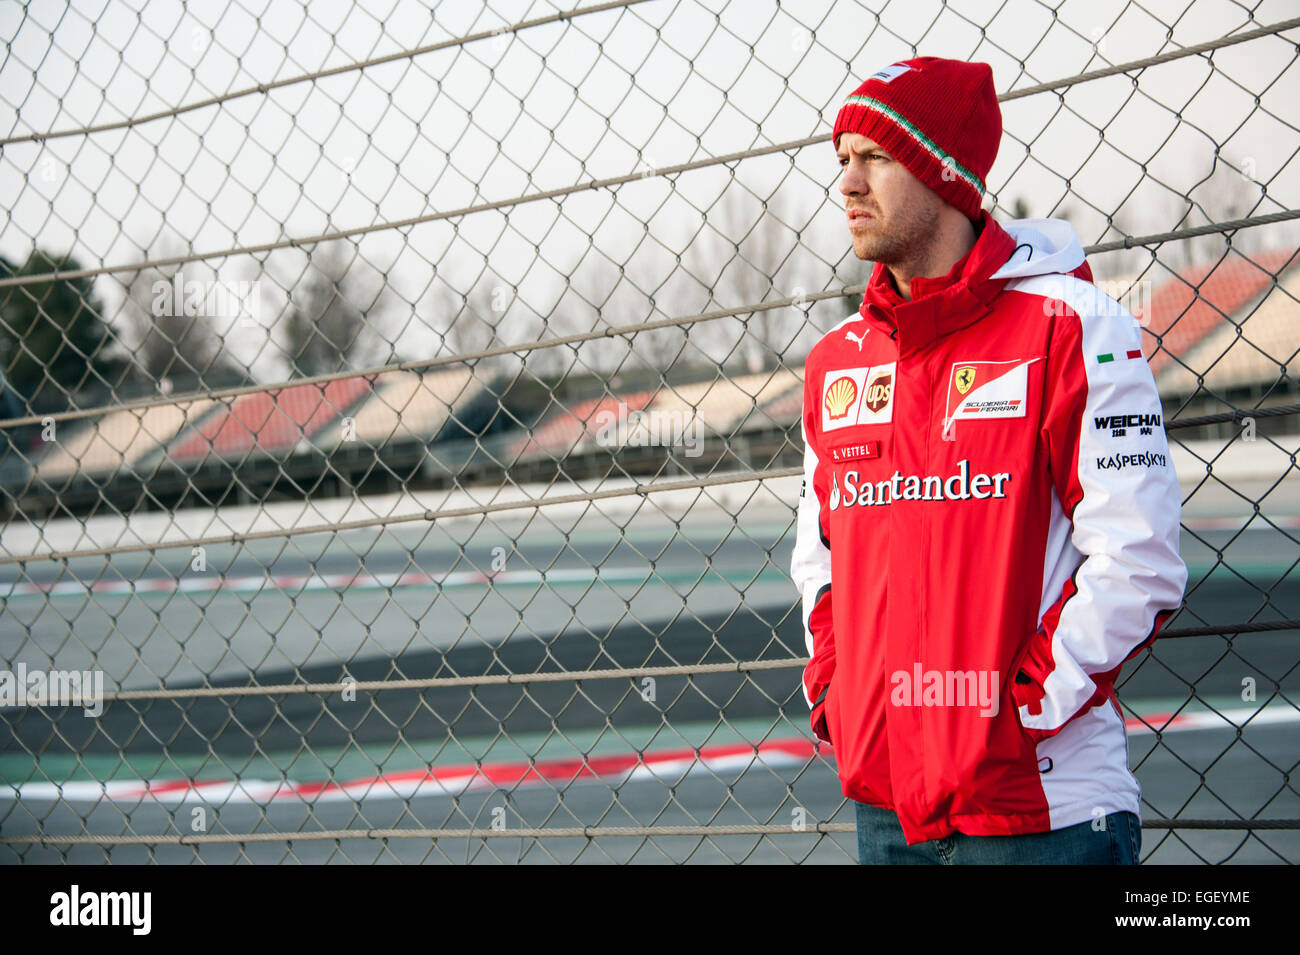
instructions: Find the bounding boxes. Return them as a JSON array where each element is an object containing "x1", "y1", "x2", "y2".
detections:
[
  {"x1": 1097, "y1": 353, "x2": 1115, "y2": 363},
  {"x1": 841, "y1": 94, "x2": 986, "y2": 196}
]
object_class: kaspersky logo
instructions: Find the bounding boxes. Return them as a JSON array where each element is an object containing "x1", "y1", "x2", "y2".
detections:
[{"x1": 824, "y1": 376, "x2": 857, "y2": 420}]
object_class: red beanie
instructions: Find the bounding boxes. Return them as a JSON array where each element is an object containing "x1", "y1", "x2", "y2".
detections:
[{"x1": 832, "y1": 57, "x2": 1001, "y2": 222}]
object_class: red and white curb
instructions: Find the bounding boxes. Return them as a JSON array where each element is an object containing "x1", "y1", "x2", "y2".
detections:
[
  {"x1": 5, "y1": 705, "x2": 1296, "y2": 806},
  {"x1": 3, "y1": 739, "x2": 813, "y2": 805}
]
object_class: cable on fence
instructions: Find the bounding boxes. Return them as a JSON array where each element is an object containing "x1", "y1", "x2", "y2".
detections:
[
  {"x1": 998, "y1": 16, "x2": 1300, "y2": 101},
  {"x1": 1087, "y1": 211, "x2": 1300, "y2": 254},
  {"x1": 35, "y1": 619, "x2": 1296, "y2": 703},
  {"x1": 0, "y1": 139, "x2": 1294, "y2": 294},
  {"x1": 0, "y1": 467, "x2": 804, "y2": 565},
  {"x1": 94, "y1": 658, "x2": 806, "y2": 702},
  {"x1": 2, "y1": 818, "x2": 1293, "y2": 847},
  {"x1": 2, "y1": 11, "x2": 1297, "y2": 292},
  {"x1": 1166, "y1": 403, "x2": 1300, "y2": 430},
  {"x1": 0, "y1": 824, "x2": 853, "y2": 846},
  {"x1": 0, "y1": 136, "x2": 827, "y2": 291},
  {"x1": 4, "y1": 403, "x2": 1297, "y2": 567},
  {"x1": 2, "y1": 210, "x2": 1296, "y2": 432},
  {"x1": 11, "y1": 11, "x2": 1295, "y2": 148},
  {"x1": 1156, "y1": 619, "x2": 1300, "y2": 639},
  {"x1": 0, "y1": 283, "x2": 838, "y2": 429},
  {"x1": 0, "y1": 0, "x2": 659, "y2": 147},
  {"x1": 1, "y1": 13, "x2": 1294, "y2": 277}
]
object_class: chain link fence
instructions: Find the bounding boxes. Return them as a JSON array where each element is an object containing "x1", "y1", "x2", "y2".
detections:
[{"x1": 0, "y1": 0, "x2": 1297, "y2": 863}]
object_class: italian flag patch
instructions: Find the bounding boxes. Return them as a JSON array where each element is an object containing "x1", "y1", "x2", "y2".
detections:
[{"x1": 1097, "y1": 349, "x2": 1143, "y2": 364}]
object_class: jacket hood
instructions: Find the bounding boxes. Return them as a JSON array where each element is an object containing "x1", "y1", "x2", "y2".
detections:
[
  {"x1": 990, "y1": 216, "x2": 1087, "y2": 280},
  {"x1": 856, "y1": 211, "x2": 1090, "y2": 348}
]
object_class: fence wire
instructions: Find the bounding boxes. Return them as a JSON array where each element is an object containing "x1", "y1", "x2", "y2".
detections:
[{"x1": 0, "y1": 0, "x2": 1297, "y2": 864}]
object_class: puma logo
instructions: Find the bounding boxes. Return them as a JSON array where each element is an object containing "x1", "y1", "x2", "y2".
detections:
[{"x1": 845, "y1": 329, "x2": 868, "y2": 351}]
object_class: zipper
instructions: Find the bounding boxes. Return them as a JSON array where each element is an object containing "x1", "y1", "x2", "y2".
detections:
[{"x1": 918, "y1": 344, "x2": 933, "y2": 805}]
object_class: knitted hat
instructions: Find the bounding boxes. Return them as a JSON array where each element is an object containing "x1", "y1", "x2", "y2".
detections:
[{"x1": 832, "y1": 57, "x2": 1001, "y2": 222}]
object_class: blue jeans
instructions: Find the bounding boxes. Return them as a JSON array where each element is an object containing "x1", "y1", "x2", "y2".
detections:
[{"x1": 855, "y1": 801, "x2": 1141, "y2": 865}]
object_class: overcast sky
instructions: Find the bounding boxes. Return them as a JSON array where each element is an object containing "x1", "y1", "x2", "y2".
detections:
[{"x1": 1, "y1": 0, "x2": 1296, "y2": 384}]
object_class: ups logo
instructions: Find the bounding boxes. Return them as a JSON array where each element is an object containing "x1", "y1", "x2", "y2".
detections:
[{"x1": 864, "y1": 372, "x2": 893, "y2": 413}]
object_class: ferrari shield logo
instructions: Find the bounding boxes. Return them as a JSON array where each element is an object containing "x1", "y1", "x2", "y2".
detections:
[{"x1": 943, "y1": 357, "x2": 1039, "y2": 423}]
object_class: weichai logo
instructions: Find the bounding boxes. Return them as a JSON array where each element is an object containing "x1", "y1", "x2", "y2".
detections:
[
  {"x1": 824, "y1": 376, "x2": 857, "y2": 420},
  {"x1": 1093, "y1": 412, "x2": 1162, "y2": 437},
  {"x1": 864, "y1": 371, "x2": 892, "y2": 413}
]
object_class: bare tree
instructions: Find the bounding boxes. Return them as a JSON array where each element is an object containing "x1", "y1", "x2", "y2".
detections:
[
  {"x1": 1184, "y1": 159, "x2": 1267, "y2": 260},
  {"x1": 608, "y1": 263, "x2": 688, "y2": 374},
  {"x1": 424, "y1": 275, "x2": 508, "y2": 359},
  {"x1": 279, "y1": 241, "x2": 394, "y2": 378},
  {"x1": 552, "y1": 265, "x2": 623, "y2": 376},
  {"x1": 682, "y1": 183, "x2": 811, "y2": 372},
  {"x1": 118, "y1": 245, "x2": 247, "y2": 393},
  {"x1": 519, "y1": 291, "x2": 585, "y2": 380}
]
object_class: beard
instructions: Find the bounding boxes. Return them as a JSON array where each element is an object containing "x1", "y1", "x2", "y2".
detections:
[{"x1": 850, "y1": 195, "x2": 942, "y2": 266}]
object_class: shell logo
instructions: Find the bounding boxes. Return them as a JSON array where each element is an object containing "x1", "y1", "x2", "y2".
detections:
[{"x1": 824, "y1": 376, "x2": 858, "y2": 420}]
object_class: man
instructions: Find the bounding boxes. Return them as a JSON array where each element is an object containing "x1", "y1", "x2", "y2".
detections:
[{"x1": 790, "y1": 56, "x2": 1187, "y2": 864}]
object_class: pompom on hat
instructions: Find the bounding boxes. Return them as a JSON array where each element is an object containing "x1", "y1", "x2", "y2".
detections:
[{"x1": 832, "y1": 57, "x2": 1001, "y2": 222}]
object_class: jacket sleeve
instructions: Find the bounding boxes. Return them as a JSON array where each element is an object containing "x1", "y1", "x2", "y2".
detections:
[
  {"x1": 791, "y1": 371, "x2": 836, "y2": 744},
  {"x1": 1012, "y1": 280, "x2": 1187, "y2": 742}
]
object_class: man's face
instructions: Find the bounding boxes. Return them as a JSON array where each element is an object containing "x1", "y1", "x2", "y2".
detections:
[{"x1": 837, "y1": 132, "x2": 943, "y2": 265}]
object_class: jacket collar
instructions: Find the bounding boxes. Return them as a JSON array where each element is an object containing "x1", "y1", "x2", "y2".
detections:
[{"x1": 857, "y1": 209, "x2": 1018, "y2": 354}]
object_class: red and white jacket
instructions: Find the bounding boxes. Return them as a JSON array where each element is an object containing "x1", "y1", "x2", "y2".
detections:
[{"x1": 791, "y1": 210, "x2": 1186, "y2": 844}]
